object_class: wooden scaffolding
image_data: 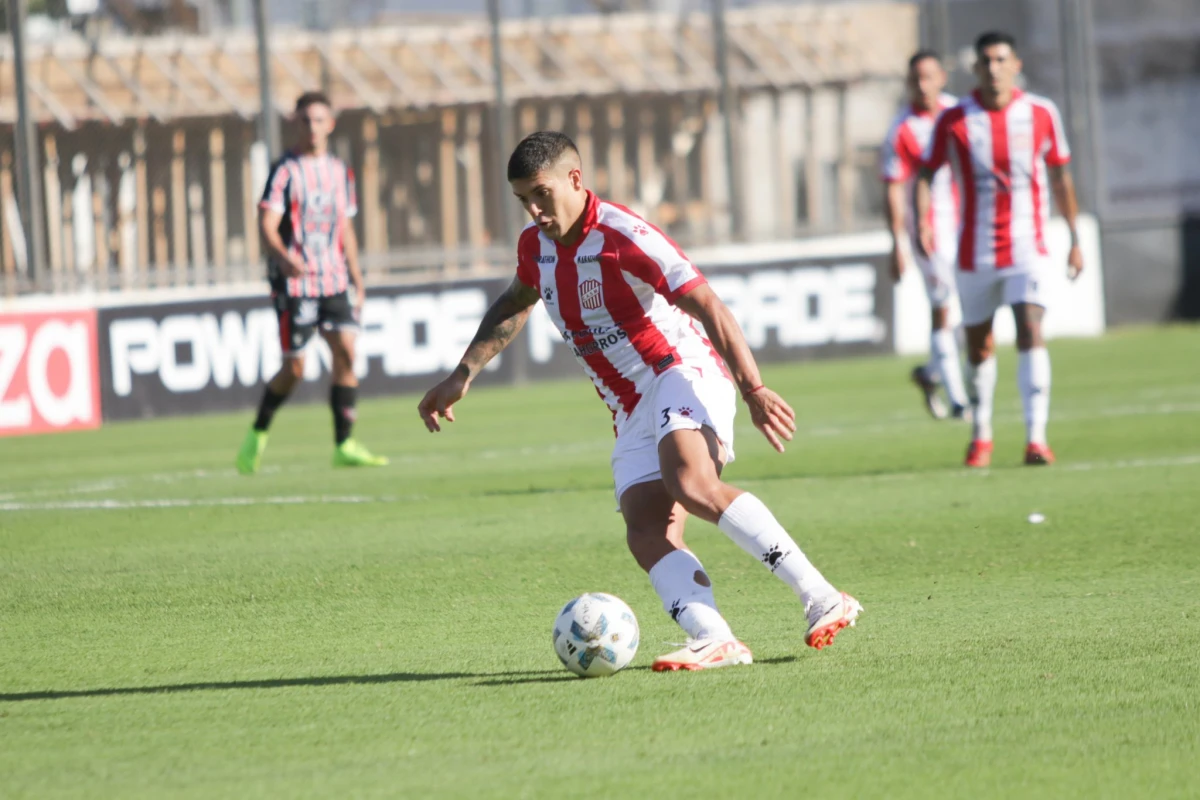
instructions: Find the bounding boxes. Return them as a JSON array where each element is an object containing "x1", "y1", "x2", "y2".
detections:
[{"x1": 0, "y1": 3, "x2": 918, "y2": 294}]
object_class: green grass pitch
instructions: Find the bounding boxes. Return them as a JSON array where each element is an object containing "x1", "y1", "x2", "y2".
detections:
[{"x1": 2, "y1": 326, "x2": 1198, "y2": 798}]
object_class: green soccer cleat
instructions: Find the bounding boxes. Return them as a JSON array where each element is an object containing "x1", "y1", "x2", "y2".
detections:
[
  {"x1": 235, "y1": 428, "x2": 269, "y2": 475},
  {"x1": 333, "y1": 438, "x2": 389, "y2": 468}
]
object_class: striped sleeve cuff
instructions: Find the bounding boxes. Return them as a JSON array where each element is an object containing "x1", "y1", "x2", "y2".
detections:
[{"x1": 666, "y1": 274, "x2": 707, "y2": 303}]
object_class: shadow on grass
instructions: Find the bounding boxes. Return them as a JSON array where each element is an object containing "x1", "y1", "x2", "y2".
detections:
[
  {"x1": 0, "y1": 668, "x2": 560, "y2": 703},
  {"x1": 2, "y1": 657, "x2": 803, "y2": 700},
  {"x1": 471, "y1": 655, "x2": 799, "y2": 687}
]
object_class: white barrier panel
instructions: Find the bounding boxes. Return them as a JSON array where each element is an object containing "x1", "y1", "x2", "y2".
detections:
[
  {"x1": 0, "y1": 309, "x2": 102, "y2": 437},
  {"x1": 691, "y1": 232, "x2": 893, "y2": 267},
  {"x1": 893, "y1": 214, "x2": 1105, "y2": 355},
  {"x1": 1, "y1": 219, "x2": 1107, "y2": 428}
]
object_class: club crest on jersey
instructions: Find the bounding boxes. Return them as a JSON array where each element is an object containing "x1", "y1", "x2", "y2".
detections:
[
  {"x1": 579, "y1": 278, "x2": 604, "y2": 310},
  {"x1": 304, "y1": 192, "x2": 330, "y2": 213}
]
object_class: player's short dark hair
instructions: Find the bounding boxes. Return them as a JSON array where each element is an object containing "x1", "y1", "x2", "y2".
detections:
[
  {"x1": 975, "y1": 31, "x2": 1018, "y2": 57},
  {"x1": 507, "y1": 131, "x2": 580, "y2": 181},
  {"x1": 908, "y1": 50, "x2": 941, "y2": 71},
  {"x1": 295, "y1": 91, "x2": 332, "y2": 113}
]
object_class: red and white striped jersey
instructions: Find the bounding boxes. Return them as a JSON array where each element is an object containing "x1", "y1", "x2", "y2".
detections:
[
  {"x1": 922, "y1": 89, "x2": 1071, "y2": 271},
  {"x1": 880, "y1": 94, "x2": 959, "y2": 259},
  {"x1": 260, "y1": 150, "x2": 358, "y2": 298},
  {"x1": 515, "y1": 192, "x2": 729, "y2": 420}
]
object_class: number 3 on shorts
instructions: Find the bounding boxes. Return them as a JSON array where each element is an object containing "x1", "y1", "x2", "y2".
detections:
[{"x1": 661, "y1": 407, "x2": 671, "y2": 428}]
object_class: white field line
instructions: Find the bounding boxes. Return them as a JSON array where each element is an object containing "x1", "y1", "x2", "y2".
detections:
[
  {"x1": 0, "y1": 494, "x2": 422, "y2": 512},
  {"x1": 0, "y1": 465, "x2": 295, "y2": 501},
  {"x1": 0, "y1": 442, "x2": 612, "y2": 501},
  {"x1": 733, "y1": 452, "x2": 1200, "y2": 490},
  {"x1": 800, "y1": 402, "x2": 1200, "y2": 438},
  {"x1": 2, "y1": 399, "x2": 1197, "y2": 503},
  {"x1": 2, "y1": 455, "x2": 1198, "y2": 512},
  {"x1": 1062, "y1": 454, "x2": 1200, "y2": 471}
]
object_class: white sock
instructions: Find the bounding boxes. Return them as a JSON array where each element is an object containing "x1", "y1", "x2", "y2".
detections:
[
  {"x1": 1018, "y1": 347, "x2": 1051, "y2": 445},
  {"x1": 716, "y1": 492, "x2": 835, "y2": 607},
  {"x1": 647, "y1": 549, "x2": 734, "y2": 640},
  {"x1": 930, "y1": 328, "x2": 969, "y2": 408},
  {"x1": 965, "y1": 355, "x2": 997, "y2": 441}
]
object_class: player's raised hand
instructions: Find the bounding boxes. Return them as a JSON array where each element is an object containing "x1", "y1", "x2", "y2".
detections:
[
  {"x1": 1067, "y1": 244, "x2": 1084, "y2": 281},
  {"x1": 418, "y1": 370, "x2": 470, "y2": 433},
  {"x1": 744, "y1": 386, "x2": 797, "y2": 453}
]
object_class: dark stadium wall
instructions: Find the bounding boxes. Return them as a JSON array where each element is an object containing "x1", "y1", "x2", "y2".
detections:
[{"x1": 92, "y1": 253, "x2": 894, "y2": 422}]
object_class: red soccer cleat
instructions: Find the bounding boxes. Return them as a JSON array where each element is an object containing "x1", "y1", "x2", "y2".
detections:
[
  {"x1": 1024, "y1": 442, "x2": 1055, "y2": 465},
  {"x1": 964, "y1": 439, "x2": 993, "y2": 468}
]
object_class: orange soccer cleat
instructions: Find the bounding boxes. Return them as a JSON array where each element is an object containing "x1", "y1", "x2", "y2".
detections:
[
  {"x1": 651, "y1": 638, "x2": 754, "y2": 672},
  {"x1": 805, "y1": 592, "x2": 864, "y2": 650}
]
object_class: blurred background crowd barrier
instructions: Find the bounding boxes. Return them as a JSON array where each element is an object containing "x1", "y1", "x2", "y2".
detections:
[{"x1": 0, "y1": 0, "x2": 1197, "y2": 323}]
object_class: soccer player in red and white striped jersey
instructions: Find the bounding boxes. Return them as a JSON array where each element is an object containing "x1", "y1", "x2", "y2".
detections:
[
  {"x1": 419, "y1": 132, "x2": 862, "y2": 670},
  {"x1": 235, "y1": 91, "x2": 387, "y2": 474},
  {"x1": 880, "y1": 50, "x2": 969, "y2": 420},
  {"x1": 916, "y1": 32, "x2": 1084, "y2": 467}
]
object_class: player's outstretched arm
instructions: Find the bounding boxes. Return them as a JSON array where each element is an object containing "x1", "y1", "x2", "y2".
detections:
[
  {"x1": 674, "y1": 284, "x2": 796, "y2": 453},
  {"x1": 418, "y1": 277, "x2": 540, "y2": 432},
  {"x1": 1049, "y1": 165, "x2": 1084, "y2": 280}
]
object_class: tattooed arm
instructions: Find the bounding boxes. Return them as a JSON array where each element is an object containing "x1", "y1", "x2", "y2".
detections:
[
  {"x1": 418, "y1": 277, "x2": 541, "y2": 432},
  {"x1": 455, "y1": 277, "x2": 541, "y2": 380}
]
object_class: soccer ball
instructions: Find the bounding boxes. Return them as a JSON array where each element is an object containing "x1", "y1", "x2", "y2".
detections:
[{"x1": 552, "y1": 593, "x2": 640, "y2": 678}]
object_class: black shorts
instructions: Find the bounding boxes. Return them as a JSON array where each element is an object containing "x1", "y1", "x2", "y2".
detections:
[{"x1": 274, "y1": 291, "x2": 358, "y2": 355}]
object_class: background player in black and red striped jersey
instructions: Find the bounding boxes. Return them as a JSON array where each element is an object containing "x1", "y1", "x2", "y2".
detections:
[{"x1": 235, "y1": 91, "x2": 388, "y2": 473}]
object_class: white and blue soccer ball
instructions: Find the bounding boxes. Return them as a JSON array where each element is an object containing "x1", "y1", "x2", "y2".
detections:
[{"x1": 552, "y1": 593, "x2": 640, "y2": 678}]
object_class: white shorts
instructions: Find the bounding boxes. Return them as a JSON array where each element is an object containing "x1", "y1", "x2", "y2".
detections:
[
  {"x1": 916, "y1": 251, "x2": 958, "y2": 310},
  {"x1": 611, "y1": 367, "x2": 737, "y2": 503},
  {"x1": 956, "y1": 264, "x2": 1050, "y2": 327}
]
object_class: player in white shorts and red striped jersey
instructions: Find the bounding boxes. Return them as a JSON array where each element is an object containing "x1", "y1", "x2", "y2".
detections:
[
  {"x1": 419, "y1": 132, "x2": 862, "y2": 671},
  {"x1": 880, "y1": 49, "x2": 969, "y2": 420},
  {"x1": 917, "y1": 31, "x2": 1084, "y2": 467}
]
